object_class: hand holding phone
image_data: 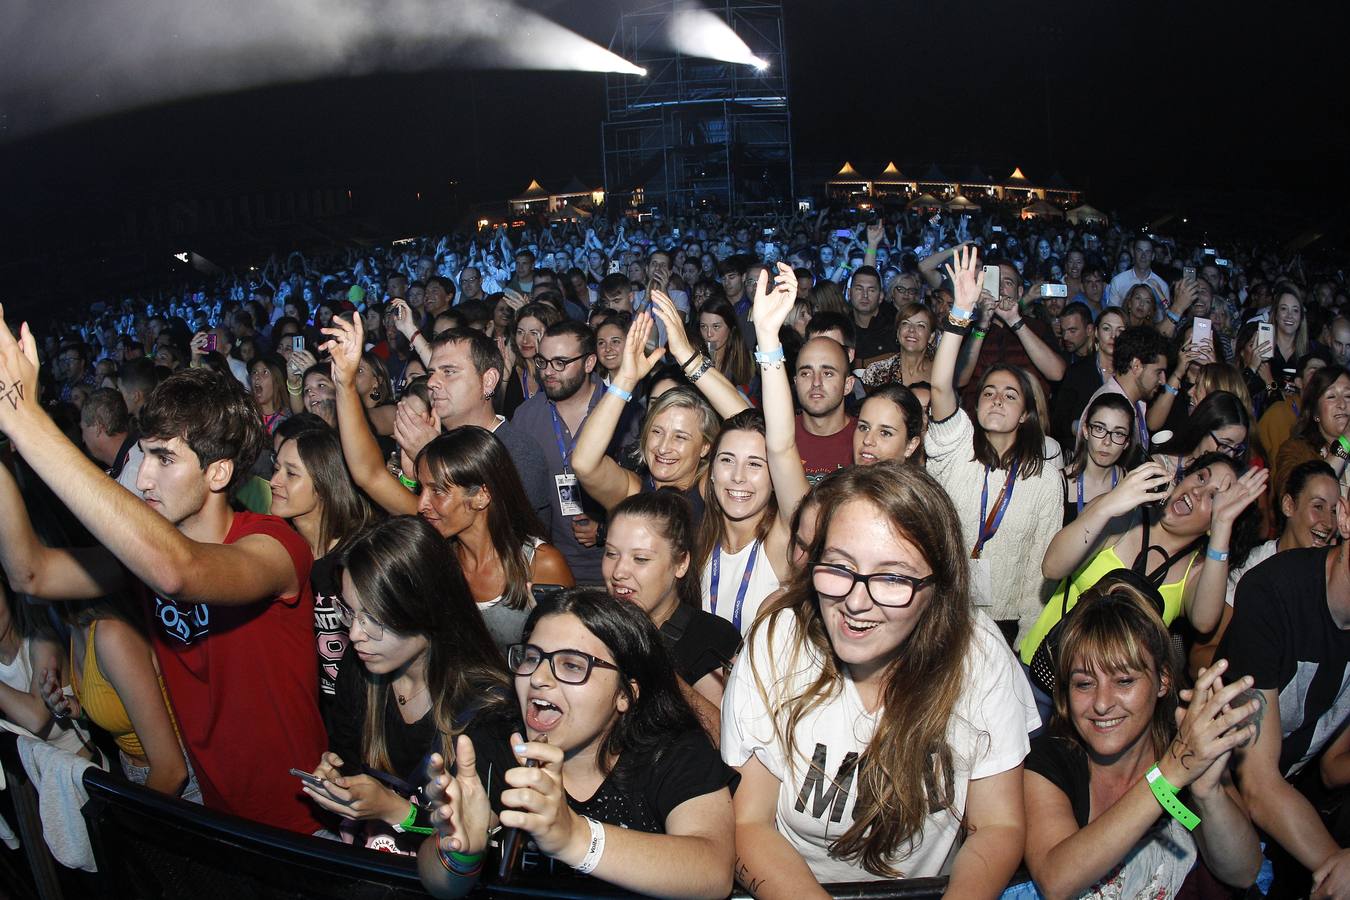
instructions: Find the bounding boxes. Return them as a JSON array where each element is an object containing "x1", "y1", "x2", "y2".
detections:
[
  {"x1": 292, "y1": 335, "x2": 306, "y2": 353},
  {"x1": 981, "y1": 265, "x2": 1001, "y2": 305},
  {"x1": 1192, "y1": 317, "x2": 1212, "y2": 347}
]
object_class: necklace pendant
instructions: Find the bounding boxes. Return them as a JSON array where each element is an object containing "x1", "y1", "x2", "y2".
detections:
[{"x1": 397, "y1": 694, "x2": 406, "y2": 706}]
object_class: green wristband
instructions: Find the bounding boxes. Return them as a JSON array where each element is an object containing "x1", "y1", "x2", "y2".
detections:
[
  {"x1": 398, "y1": 473, "x2": 420, "y2": 492},
  {"x1": 1146, "y1": 765, "x2": 1200, "y2": 831}
]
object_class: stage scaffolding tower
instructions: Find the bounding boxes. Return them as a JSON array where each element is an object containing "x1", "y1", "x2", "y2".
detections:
[{"x1": 602, "y1": 1, "x2": 793, "y2": 217}]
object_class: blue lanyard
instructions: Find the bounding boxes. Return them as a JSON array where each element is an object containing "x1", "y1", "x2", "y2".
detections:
[
  {"x1": 519, "y1": 368, "x2": 534, "y2": 399},
  {"x1": 1076, "y1": 467, "x2": 1119, "y2": 513},
  {"x1": 973, "y1": 462, "x2": 1019, "y2": 559},
  {"x1": 710, "y1": 540, "x2": 760, "y2": 633},
  {"x1": 547, "y1": 386, "x2": 601, "y2": 473}
]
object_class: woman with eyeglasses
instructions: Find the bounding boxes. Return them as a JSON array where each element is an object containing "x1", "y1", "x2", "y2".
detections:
[
  {"x1": 1063, "y1": 393, "x2": 1143, "y2": 524},
  {"x1": 1150, "y1": 391, "x2": 1254, "y2": 483},
  {"x1": 302, "y1": 517, "x2": 516, "y2": 855},
  {"x1": 418, "y1": 588, "x2": 735, "y2": 899},
  {"x1": 724, "y1": 462, "x2": 1037, "y2": 893},
  {"x1": 1022, "y1": 453, "x2": 1267, "y2": 669}
]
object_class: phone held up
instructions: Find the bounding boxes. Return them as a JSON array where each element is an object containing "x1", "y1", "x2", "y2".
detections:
[
  {"x1": 982, "y1": 265, "x2": 1001, "y2": 302},
  {"x1": 1257, "y1": 322, "x2": 1275, "y2": 360}
]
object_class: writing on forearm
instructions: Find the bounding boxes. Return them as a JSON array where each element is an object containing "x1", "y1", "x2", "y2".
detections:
[
  {"x1": 0, "y1": 379, "x2": 24, "y2": 410},
  {"x1": 734, "y1": 858, "x2": 767, "y2": 897}
]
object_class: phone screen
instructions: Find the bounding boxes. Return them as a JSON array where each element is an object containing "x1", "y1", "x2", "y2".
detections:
[
  {"x1": 982, "y1": 265, "x2": 1001, "y2": 302},
  {"x1": 292, "y1": 336, "x2": 306, "y2": 353},
  {"x1": 1192, "y1": 317, "x2": 1212, "y2": 345}
]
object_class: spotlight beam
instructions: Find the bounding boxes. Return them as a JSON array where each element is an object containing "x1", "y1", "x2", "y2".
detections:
[{"x1": 668, "y1": 5, "x2": 765, "y2": 68}]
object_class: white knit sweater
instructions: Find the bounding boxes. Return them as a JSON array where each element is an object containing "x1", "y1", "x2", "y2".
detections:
[{"x1": 924, "y1": 408, "x2": 1064, "y2": 649}]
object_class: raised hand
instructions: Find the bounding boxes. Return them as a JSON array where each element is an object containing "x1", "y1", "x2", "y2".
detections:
[
  {"x1": 0, "y1": 304, "x2": 41, "y2": 436},
  {"x1": 649, "y1": 290, "x2": 693, "y2": 362},
  {"x1": 388, "y1": 299, "x2": 417, "y2": 338},
  {"x1": 942, "y1": 244, "x2": 982, "y2": 314},
  {"x1": 1210, "y1": 466, "x2": 1269, "y2": 528},
  {"x1": 426, "y1": 736, "x2": 493, "y2": 856},
  {"x1": 395, "y1": 401, "x2": 441, "y2": 459},
  {"x1": 615, "y1": 312, "x2": 666, "y2": 388},
  {"x1": 751, "y1": 262, "x2": 799, "y2": 342},
  {"x1": 865, "y1": 220, "x2": 885, "y2": 247},
  {"x1": 319, "y1": 313, "x2": 364, "y2": 390}
]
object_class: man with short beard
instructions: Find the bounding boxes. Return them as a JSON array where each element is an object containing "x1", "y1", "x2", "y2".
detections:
[
  {"x1": 847, "y1": 266, "x2": 897, "y2": 363},
  {"x1": 512, "y1": 321, "x2": 636, "y2": 583}
]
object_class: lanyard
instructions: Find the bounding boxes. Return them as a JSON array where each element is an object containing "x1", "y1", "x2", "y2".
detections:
[
  {"x1": 547, "y1": 387, "x2": 601, "y2": 473},
  {"x1": 972, "y1": 462, "x2": 1019, "y2": 559},
  {"x1": 519, "y1": 368, "x2": 534, "y2": 400},
  {"x1": 710, "y1": 540, "x2": 760, "y2": 633},
  {"x1": 1135, "y1": 401, "x2": 1149, "y2": 450},
  {"x1": 1076, "y1": 467, "x2": 1119, "y2": 513}
]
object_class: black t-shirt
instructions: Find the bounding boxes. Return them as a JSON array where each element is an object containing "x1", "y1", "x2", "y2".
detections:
[
  {"x1": 1217, "y1": 546, "x2": 1350, "y2": 776},
  {"x1": 480, "y1": 720, "x2": 733, "y2": 881},
  {"x1": 1048, "y1": 355, "x2": 1105, "y2": 449},
  {"x1": 311, "y1": 551, "x2": 348, "y2": 722},
  {"x1": 854, "y1": 305, "x2": 899, "y2": 364},
  {"x1": 658, "y1": 605, "x2": 741, "y2": 687},
  {"x1": 1026, "y1": 733, "x2": 1092, "y2": 827}
]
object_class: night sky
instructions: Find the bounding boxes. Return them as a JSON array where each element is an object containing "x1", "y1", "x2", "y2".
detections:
[{"x1": 1, "y1": 0, "x2": 1345, "y2": 308}]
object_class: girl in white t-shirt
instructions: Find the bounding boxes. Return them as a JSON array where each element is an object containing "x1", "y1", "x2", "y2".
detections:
[{"x1": 722, "y1": 462, "x2": 1039, "y2": 893}]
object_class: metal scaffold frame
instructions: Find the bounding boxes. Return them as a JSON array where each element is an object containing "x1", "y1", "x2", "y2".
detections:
[{"x1": 602, "y1": 0, "x2": 794, "y2": 217}]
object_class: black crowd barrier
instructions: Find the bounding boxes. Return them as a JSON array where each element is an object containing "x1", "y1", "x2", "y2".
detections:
[{"x1": 0, "y1": 728, "x2": 987, "y2": 900}]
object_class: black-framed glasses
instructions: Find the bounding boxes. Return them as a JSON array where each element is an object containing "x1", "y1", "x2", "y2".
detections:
[
  {"x1": 508, "y1": 643, "x2": 620, "y2": 685},
  {"x1": 1209, "y1": 431, "x2": 1247, "y2": 458},
  {"x1": 1085, "y1": 421, "x2": 1131, "y2": 445},
  {"x1": 810, "y1": 562, "x2": 934, "y2": 608},
  {"x1": 333, "y1": 596, "x2": 386, "y2": 640},
  {"x1": 532, "y1": 353, "x2": 589, "y2": 372}
]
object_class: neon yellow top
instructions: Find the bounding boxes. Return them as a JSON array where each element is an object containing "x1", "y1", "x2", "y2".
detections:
[{"x1": 1020, "y1": 542, "x2": 1197, "y2": 664}]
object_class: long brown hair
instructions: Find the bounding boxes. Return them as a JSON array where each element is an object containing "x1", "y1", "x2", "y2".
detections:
[
  {"x1": 287, "y1": 428, "x2": 380, "y2": 553},
  {"x1": 695, "y1": 409, "x2": 777, "y2": 577},
  {"x1": 418, "y1": 426, "x2": 547, "y2": 610},
  {"x1": 750, "y1": 463, "x2": 973, "y2": 877},
  {"x1": 970, "y1": 363, "x2": 1047, "y2": 479},
  {"x1": 342, "y1": 516, "x2": 511, "y2": 773}
]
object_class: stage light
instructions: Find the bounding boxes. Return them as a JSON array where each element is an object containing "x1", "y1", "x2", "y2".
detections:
[{"x1": 668, "y1": 5, "x2": 767, "y2": 69}]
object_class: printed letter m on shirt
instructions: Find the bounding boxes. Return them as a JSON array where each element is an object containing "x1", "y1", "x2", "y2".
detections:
[{"x1": 794, "y1": 743, "x2": 859, "y2": 823}]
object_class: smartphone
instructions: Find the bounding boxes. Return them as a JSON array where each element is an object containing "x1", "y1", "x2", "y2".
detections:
[
  {"x1": 1215, "y1": 258, "x2": 1231, "y2": 268},
  {"x1": 1192, "y1": 317, "x2": 1212, "y2": 346},
  {"x1": 832, "y1": 229, "x2": 852, "y2": 240},
  {"x1": 1040, "y1": 284, "x2": 1068, "y2": 298},
  {"x1": 1183, "y1": 265, "x2": 1196, "y2": 281},
  {"x1": 204, "y1": 333, "x2": 218, "y2": 352},
  {"x1": 982, "y1": 265, "x2": 1001, "y2": 301},
  {"x1": 762, "y1": 227, "x2": 774, "y2": 237},
  {"x1": 991, "y1": 225, "x2": 1004, "y2": 233},
  {"x1": 289, "y1": 768, "x2": 337, "y2": 798},
  {"x1": 291, "y1": 335, "x2": 306, "y2": 353},
  {"x1": 1203, "y1": 247, "x2": 1217, "y2": 256},
  {"x1": 1257, "y1": 322, "x2": 1274, "y2": 360},
  {"x1": 607, "y1": 260, "x2": 622, "y2": 275},
  {"x1": 672, "y1": 228, "x2": 680, "y2": 238}
]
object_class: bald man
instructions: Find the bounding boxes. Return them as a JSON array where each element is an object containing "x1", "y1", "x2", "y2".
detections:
[{"x1": 793, "y1": 336, "x2": 856, "y2": 482}]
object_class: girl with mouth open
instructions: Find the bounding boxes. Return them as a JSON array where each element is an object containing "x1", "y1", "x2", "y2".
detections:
[
  {"x1": 1023, "y1": 452, "x2": 1266, "y2": 672},
  {"x1": 1022, "y1": 578, "x2": 1262, "y2": 899},
  {"x1": 418, "y1": 589, "x2": 735, "y2": 899},
  {"x1": 723, "y1": 463, "x2": 1038, "y2": 894}
]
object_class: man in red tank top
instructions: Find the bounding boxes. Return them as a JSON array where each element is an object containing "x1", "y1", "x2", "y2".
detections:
[{"x1": 0, "y1": 328, "x2": 325, "y2": 835}]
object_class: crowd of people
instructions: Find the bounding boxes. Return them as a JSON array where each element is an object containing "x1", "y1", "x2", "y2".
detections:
[{"x1": 3, "y1": 203, "x2": 1350, "y2": 899}]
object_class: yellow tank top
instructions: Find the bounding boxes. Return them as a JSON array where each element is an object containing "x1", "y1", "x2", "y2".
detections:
[
  {"x1": 70, "y1": 619, "x2": 178, "y2": 760},
  {"x1": 1020, "y1": 542, "x2": 1198, "y2": 665}
]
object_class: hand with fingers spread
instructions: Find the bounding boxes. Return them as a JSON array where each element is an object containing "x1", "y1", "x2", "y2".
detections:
[
  {"x1": 1163, "y1": 659, "x2": 1260, "y2": 797},
  {"x1": 943, "y1": 244, "x2": 983, "y2": 317},
  {"x1": 614, "y1": 312, "x2": 666, "y2": 391},
  {"x1": 0, "y1": 304, "x2": 42, "y2": 435},
  {"x1": 499, "y1": 732, "x2": 586, "y2": 864},
  {"x1": 1210, "y1": 466, "x2": 1268, "y2": 529},
  {"x1": 320, "y1": 314, "x2": 364, "y2": 390},
  {"x1": 503, "y1": 289, "x2": 528, "y2": 312},
  {"x1": 751, "y1": 262, "x2": 799, "y2": 346},
  {"x1": 426, "y1": 737, "x2": 493, "y2": 857}
]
